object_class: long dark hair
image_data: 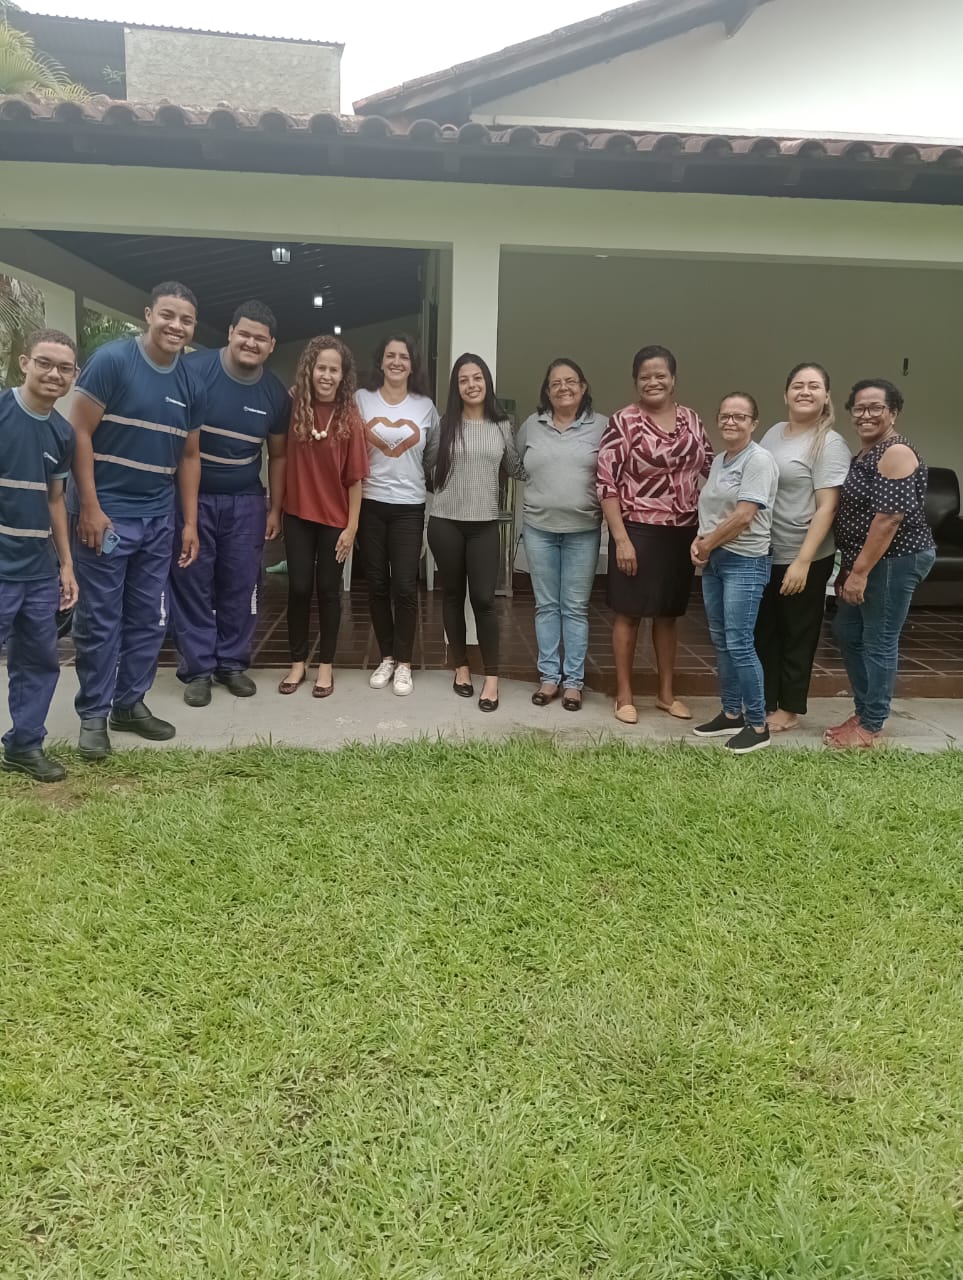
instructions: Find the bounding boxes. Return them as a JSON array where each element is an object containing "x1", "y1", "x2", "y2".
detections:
[
  {"x1": 365, "y1": 332, "x2": 431, "y2": 397},
  {"x1": 536, "y1": 357, "x2": 593, "y2": 418},
  {"x1": 434, "y1": 352, "x2": 508, "y2": 492},
  {"x1": 290, "y1": 335, "x2": 360, "y2": 443}
]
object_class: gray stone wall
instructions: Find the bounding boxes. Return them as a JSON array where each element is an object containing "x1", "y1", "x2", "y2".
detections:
[{"x1": 124, "y1": 28, "x2": 341, "y2": 114}]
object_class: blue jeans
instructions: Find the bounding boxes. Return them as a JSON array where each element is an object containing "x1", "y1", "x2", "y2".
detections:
[
  {"x1": 701, "y1": 547, "x2": 772, "y2": 728},
  {"x1": 523, "y1": 524, "x2": 601, "y2": 689},
  {"x1": 833, "y1": 549, "x2": 935, "y2": 732}
]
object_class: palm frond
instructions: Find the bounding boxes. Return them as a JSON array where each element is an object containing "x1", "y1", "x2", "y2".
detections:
[{"x1": 0, "y1": 19, "x2": 90, "y2": 100}]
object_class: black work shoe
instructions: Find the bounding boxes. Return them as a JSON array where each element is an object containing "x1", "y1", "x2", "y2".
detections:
[
  {"x1": 692, "y1": 711, "x2": 745, "y2": 738},
  {"x1": 183, "y1": 677, "x2": 213, "y2": 707},
  {"x1": 214, "y1": 670, "x2": 257, "y2": 698},
  {"x1": 78, "y1": 717, "x2": 111, "y2": 761},
  {"x1": 2, "y1": 748, "x2": 67, "y2": 783},
  {"x1": 726, "y1": 724, "x2": 771, "y2": 755},
  {"x1": 109, "y1": 701, "x2": 176, "y2": 741}
]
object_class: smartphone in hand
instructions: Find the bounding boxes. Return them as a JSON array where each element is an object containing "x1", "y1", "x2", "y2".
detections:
[{"x1": 102, "y1": 528, "x2": 121, "y2": 555}]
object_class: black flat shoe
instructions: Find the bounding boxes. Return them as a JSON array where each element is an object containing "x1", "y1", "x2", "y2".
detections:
[
  {"x1": 453, "y1": 679, "x2": 474, "y2": 698},
  {"x1": 2, "y1": 748, "x2": 66, "y2": 783},
  {"x1": 78, "y1": 717, "x2": 111, "y2": 761},
  {"x1": 109, "y1": 701, "x2": 176, "y2": 741},
  {"x1": 183, "y1": 677, "x2": 212, "y2": 707},
  {"x1": 214, "y1": 670, "x2": 257, "y2": 698},
  {"x1": 478, "y1": 696, "x2": 499, "y2": 713}
]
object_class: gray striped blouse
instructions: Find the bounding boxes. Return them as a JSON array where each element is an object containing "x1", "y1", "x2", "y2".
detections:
[{"x1": 430, "y1": 419, "x2": 527, "y2": 522}]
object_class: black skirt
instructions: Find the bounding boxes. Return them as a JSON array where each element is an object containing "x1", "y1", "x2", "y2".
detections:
[{"x1": 606, "y1": 521, "x2": 696, "y2": 618}]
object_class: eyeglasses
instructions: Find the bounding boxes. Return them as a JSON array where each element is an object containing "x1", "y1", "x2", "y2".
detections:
[
  {"x1": 30, "y1": 356, "x2": 77, "y2": 377},
  {"x1": 718, "y1": 412, "x2": 754, "y2": 425},
  {"x1": 851, "y1": 404, "x2": 888, "y2": 419},
  {"x1": 548, "y1": 378, "x2": 581, "y2": 392}
]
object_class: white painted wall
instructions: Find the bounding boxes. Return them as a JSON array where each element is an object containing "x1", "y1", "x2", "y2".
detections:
[
  {"x1": 5, "y1": 165, "x2": 963, "y2": 273},
  {"x1": 269, "y1": 313, "x2": 422, "y2": 389},
  {"x1": 478, "y1": 0, "x2": 963, "y2": 142},
  {"x1": 496, "y1": 253, "x2": 963, "y2": 471}
]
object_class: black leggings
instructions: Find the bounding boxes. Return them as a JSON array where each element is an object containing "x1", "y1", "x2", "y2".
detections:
[
  {"x1": 427, "y1": 516, "x2": 500, "y2": 674},
  {"x1": 359, "y1": 499, "x2": 425, "y2": 664},
  {"x1": 284, "y1": 513, "x2": 344, "y2": 664},
  {"x1": 754, "y1": 552, "x2": 835, "y2": 715}
]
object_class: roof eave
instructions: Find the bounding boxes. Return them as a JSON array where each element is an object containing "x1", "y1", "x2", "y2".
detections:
[{"x1": 353, "y1": 0, "x2": 768, "y2": 119}]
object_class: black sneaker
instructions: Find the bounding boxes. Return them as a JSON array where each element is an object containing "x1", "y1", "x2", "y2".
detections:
[
  {"x1": 725, "y1": 724, "x2": 771, "y2": 755},
  {"x1": 78, "y1": 717, "x2": 111, "y2": 761},
  {"x1": 183, "y1": 677, "x2": 212, "y2": 707},
  {"x1": 2, "y1": 748, "x2": 66, "y2": 783},
  {"x1": 109, "y1": 701, "x2": 176, "y2": 741},
  {"x1": 692, "y1": 711, "x2": 745, "y2": 738},
  {"x1": 214, "y1": 670, "x2": 257, "y2": 698}
]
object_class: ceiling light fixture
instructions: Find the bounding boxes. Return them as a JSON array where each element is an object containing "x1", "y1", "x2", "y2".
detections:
[
  {"x1": 313, "y1": 294, "x2": 324, "y2": 309},
  {"x1": 333, "y1": 324, "x2": 342, "y2": 336},
  {"x1": 271, "y1": 246, "x2": 291, "y2": 264}
]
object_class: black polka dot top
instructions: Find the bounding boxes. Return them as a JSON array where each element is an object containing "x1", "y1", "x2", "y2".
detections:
[{"x1": 834, "y1": 433, "x2": 935, "y2": 570}]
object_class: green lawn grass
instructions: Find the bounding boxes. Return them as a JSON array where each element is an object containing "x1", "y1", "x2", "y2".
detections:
[{"x1": 2, "y1": 742, "x2": 963, "y2": 1279}]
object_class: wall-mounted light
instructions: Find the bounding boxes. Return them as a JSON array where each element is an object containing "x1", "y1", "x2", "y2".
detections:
[
  {"x1": 272, "y1": 246, "x2": 291, "y2": 265},
  {"x1": 313, "y1": 294, "x2": 325, "y2": 309},
  {"x1": 333, "y1": 324, "x2": 342, "y2": 336}
]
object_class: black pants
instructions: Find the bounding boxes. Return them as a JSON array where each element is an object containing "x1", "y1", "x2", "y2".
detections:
[
  {"x1": 754, "y1": 552, "x2": 835, "y2": 715},
  {"x1": 284, "y1": 513, "x2": 344, "y2": 664},
  {"x1": 427, "y1": 516, "x2": 500, "y2": 674},
  {"x1": 359, "y1": 499, "x2": 425, "y2": 664}
]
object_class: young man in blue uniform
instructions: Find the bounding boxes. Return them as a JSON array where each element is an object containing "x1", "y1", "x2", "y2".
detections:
[
  {"x1": 69, "y1": 281, "x2": 206, "y2": 760},
  {"x1": 171, "y1": 300, "x2": 290, "y2": 705},
  {"x1": 0, "y1": 329, "x2": 78, "y2": 782}
]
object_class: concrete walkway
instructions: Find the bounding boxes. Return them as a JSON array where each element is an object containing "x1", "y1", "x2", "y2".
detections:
[{"x1": 5, "y1": 668, "x2": 962, "y2": 754}]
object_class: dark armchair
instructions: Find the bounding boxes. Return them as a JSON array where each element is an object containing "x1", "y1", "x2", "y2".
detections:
[{"x1": 919, "y1": 466, "x2": 963, "y2": 605}]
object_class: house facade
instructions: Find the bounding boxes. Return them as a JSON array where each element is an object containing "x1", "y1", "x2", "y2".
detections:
[{"x1": 1, "y1": 0, "x2": 961, "y2": 466}]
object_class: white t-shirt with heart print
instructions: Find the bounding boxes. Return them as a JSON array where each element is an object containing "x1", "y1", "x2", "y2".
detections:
[{"x1": 356, "y1": 389, "x2": 440, "y2": 505}]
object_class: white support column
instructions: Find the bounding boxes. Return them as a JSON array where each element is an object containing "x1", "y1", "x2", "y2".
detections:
[
  {"x1": 450, "y1": 237, "x2": 501, "y2": 378},
  {"x1": 39, "y1": 282, "x2": 82, "y2": 415},
  {"x1": 39, "y1": 280, "x2": 82, "y2": 344},
  {"x1": 448, "y1": 237, "x2": 502, "y2": 649}
]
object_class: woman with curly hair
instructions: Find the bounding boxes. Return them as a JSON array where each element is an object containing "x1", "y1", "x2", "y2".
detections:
[{"x1": 278, "y1": 336, "x2": 369, "y2": 698}]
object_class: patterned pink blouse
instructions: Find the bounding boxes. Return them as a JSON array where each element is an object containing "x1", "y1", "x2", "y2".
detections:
[{"x1": 597, "y1": 402, "x2": 713, "y2": 527}]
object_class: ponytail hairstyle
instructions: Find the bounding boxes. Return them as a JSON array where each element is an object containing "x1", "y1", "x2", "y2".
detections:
[
  {"x1": 433, "y1": 352, "x2": 508, "y2": 492},
  {"x1": 785, "y1": 362, "x2": 835, "y2": 462},
  {"x1": 290, "y1": 335, "x2": 361, "y2": 443}
]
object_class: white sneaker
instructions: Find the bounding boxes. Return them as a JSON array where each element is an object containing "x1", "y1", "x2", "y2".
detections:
[
  {"x1": 393, "y1": 665, "x2": 414, "y2": 696},
  {"x1": 369, "y1": 659, "x2": 396, "y2": 690}
]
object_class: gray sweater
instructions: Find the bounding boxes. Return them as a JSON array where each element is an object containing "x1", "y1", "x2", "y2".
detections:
[{"x1": 430, "y1": 419, "x2": 527, "y2": 522}]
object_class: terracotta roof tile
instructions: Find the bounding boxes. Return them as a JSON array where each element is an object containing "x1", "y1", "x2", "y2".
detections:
[
  {"x1": 2, "y1": 94, "x2": 962, "y2": 205},
  {"x1": 2, "y1": 93, "x2": 959, "y2": 165}
]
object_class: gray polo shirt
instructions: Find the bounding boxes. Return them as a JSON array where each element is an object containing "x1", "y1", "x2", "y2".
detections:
[
  {"x1": 516, "y1": 409, "x2": 607, "y2": 533},
  {"x1": 760, "y1": 422, "x2": 852, "y2": 564},
  {"x1": 698, "y1": 441, "x2": 779, "y2": 558}
]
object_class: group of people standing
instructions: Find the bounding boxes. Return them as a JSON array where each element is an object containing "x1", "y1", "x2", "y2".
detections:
[
  {"x1": 0, "y1": 279, "x2": 936, "y2": 781},
  {"x1": 598, "y1": 348, "x2": 934, "y2": 753}
]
